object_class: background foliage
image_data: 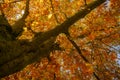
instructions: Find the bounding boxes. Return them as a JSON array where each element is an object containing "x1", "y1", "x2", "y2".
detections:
[{"x1": 0, "y1": 0, "x2": 120, "y2": 80}]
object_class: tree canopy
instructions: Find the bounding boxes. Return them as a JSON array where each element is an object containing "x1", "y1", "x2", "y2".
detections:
[{"x1": 0, "y1": 0, "x2": 120, "y2": 79}]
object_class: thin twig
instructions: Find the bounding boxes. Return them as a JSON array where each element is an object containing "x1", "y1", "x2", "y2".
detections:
[
  {"x1": 49, "y1": 0, "x2": 60, "y2": 24},
  {"x1": 65, "y1": 33, "x2": 100, "y2": 80},
  {"x1": 98, "y1": 40, "x2": 120, "y2": 52},
  {"x1": 66, "y1": 34, "x2": 88, "y2": 62},
  {"x1": 58, "y1": 6, "x2": 68, "y2": 19},
  {"x1": 84, "y1": 0, "x2": 87, "y2": 6}
]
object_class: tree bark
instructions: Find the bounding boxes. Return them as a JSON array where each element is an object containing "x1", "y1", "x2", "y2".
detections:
[{"x1": 0, "y1": 0, "x2": 106, "y2": 78}]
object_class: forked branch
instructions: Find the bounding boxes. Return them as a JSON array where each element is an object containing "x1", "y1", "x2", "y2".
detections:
[{"x1": 12, "y1": 0, "x2": 30, "y2": 37}]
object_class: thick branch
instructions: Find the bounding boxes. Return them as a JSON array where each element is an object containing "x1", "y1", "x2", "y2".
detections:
[
  {"x1": 34, "y1": 0, "x2": 106, "y2": 44},
  {"x1": 0, "y1": 37, "x2": 56, "y2": 78}
]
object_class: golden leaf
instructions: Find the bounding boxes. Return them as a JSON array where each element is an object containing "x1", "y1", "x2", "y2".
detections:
[{"x1": 48, "y1": 14, "x2": 52, "y2": 19}]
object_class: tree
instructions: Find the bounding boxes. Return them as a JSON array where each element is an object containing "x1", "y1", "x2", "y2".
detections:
[{"x1": 0, "y1": 0, "x2": 120, "y2": 79}]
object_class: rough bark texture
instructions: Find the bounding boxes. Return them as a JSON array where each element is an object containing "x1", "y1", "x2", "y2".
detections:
[{"x1": 0, "y1": 0, "x2": 106, "y2": 78}]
